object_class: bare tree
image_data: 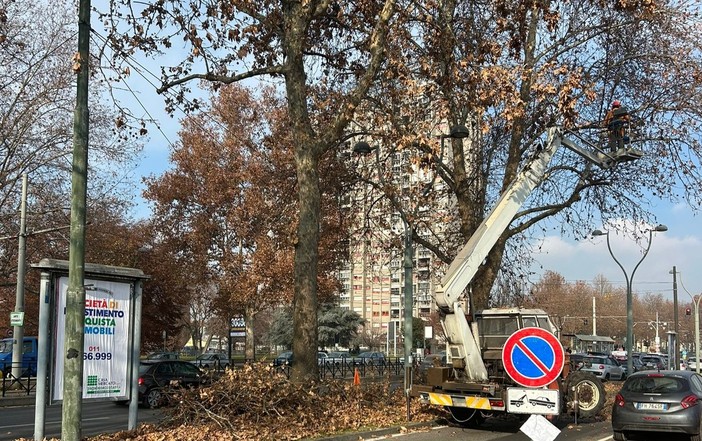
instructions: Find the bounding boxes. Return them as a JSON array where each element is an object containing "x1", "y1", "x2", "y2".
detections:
[{"x1": 0, "y1": 0, "x2": 142, "y2": 332}]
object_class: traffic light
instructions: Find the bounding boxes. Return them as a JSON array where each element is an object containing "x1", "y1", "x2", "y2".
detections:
[{"x1": 686, "y1": 307, "x2": 692, "y2": 316}]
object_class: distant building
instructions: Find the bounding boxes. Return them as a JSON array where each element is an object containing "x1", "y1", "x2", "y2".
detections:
[{"x1": 568, "y1": 334, "x2": 615, "y2": 354}]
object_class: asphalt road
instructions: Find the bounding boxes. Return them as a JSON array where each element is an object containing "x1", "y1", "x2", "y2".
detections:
[
  {"x1": 1, "y1": 399, "x2": 695, "y2": 441},
  {"x1": 0, "y1": 401, "x2": 162, "y2": 441},
  {"x1": 342, "y1": 415, "x2": 697, "y2": 441}
]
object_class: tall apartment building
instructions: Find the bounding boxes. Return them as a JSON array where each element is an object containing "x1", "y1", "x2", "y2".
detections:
[{"x1": 339, "y1": 145, "x2": 441, "y2": 353}]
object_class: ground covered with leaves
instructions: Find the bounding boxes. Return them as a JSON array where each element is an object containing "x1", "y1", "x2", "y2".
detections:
[
  {"x1": 22, "y1": 365, "x2": 445, "y2": 441},
  {"x1": 17, "y1": 368, "x2": 620, "y2": 441}
]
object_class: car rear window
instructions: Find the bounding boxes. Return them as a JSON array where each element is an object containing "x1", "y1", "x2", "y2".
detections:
[
  {"x1": 640, "y1": 356, "x2": 661, "y2": 363},
  {"x1": 624, "y1": 376, "x2": 685, "y2": 393}
]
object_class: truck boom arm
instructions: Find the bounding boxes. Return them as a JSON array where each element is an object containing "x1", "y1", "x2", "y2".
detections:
[
  {"x1": 436, "y1": 126, "x2": 641, "y2": 381},
  {"x1": 436, "y1": 127, "x2": 562, "y2": 310}
]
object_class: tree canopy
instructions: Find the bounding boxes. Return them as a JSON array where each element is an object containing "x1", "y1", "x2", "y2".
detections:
[
  {"x1": 97, "y1": 0, "x2": 702, "y2": 378},
  {"x1": 354, "y1": 0, "x2": 702, "y2": 309}
]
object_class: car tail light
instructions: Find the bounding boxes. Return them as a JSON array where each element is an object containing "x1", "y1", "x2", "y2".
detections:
[
  {"x1": 598, "y1": 364, "x2": 605, "y2": 369},
  {"x1": 138, "y1": 377, "x2": 144, "y2": 386},
  {"x1": 614, "y1": 393, "x2": 626, "y2": 407},
  {"x1": 681, "y1": 394, "x2": 699, "y2": 409}
]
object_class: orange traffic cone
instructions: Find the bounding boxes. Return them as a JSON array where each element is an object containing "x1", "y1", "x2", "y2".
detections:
[{"x1": 353, "y1": 367, "x2": 361, "y2": 386}]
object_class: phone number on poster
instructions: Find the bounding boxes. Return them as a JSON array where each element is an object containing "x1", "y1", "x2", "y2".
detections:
[{"x1": 84, "y1": 352, "x2": 112, "y2": 360}]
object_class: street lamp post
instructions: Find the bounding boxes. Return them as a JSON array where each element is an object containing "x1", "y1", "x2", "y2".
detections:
[
  {"x1": 693, "y1": 296, "x2": 702, "y2": 373},
  {"x1": 353, "y1": 140, "x2": 415, "y2": 418},
  {"x1": 354, "y1": 125, "x2": 467, "y2": 420},
  {"x1": 592, "y1": 224, "x2": 668, "y2": 374},
  {"x1": 670, "y1": 267, "x2": 679, "y2": 370},
  {"x1": 648, "y1": 311, "x2": 667, "y2": 353}
]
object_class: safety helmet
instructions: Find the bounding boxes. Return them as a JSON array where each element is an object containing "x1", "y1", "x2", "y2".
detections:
[{"x1": 612, "y1": 100, "x2": 621, "y2": 108}]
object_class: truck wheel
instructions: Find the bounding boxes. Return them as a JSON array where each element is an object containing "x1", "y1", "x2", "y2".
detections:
[
  {"x1": 446, "y1": 407, "x2": 484, "y2": 428},
  {"x1": 566, "y1": 371, "x2": 605, "y2": 418}
]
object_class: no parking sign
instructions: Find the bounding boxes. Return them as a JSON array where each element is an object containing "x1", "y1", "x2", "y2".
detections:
[{"x1": 502, "y1": 327, "x2": 564, "y2": 388}]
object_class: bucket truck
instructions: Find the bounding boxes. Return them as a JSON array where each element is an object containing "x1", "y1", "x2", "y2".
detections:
[{"x1": 411, "y1": 126, "x2": 643, "y2": 424}]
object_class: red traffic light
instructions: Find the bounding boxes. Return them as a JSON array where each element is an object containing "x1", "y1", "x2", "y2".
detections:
[{"x1": 686, "y1": 307, "x2": 692, "y2": 316}]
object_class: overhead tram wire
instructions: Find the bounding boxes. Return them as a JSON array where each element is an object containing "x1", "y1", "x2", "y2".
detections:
[{"x1": 89, "y1": 29, "x2": 251, "y2": 151}]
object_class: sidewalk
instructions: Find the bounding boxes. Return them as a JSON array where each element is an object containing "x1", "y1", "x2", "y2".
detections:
[
  {"x1": 0, "y1": 388, "x2": 35, "y2": 407},
  {"x1": 0, "y1": 378, "x2": 37, "y2": 407},
  {"x1": 310, "y1": 420, "x2": 440, "y2": 441}
]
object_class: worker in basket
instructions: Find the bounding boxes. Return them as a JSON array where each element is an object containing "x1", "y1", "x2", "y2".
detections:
[{"x1": 603, "y1": 100, "x2": 631, "y2": 152}]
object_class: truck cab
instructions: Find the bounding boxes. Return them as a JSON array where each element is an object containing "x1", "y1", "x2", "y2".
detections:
[
  {"x1": 474, "y1": 308, "x2": 559, "y2": 382},
  {"x1": 476, "y1": 308, "x2": 557, "y2": 353}
]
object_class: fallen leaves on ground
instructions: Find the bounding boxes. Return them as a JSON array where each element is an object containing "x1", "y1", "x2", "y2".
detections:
[
  {"x1": 18, "y1": 365, "x2": 443, "y2": 441},
  {"x1": 16, "y1": 368, "x2": 618, "y2": 441}
]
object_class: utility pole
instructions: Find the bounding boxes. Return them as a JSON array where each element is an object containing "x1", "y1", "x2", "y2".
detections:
[
  {"x1": 671, "y1": 266, "x2": 679, "y2": 369},
  {"x1": 403, "y1": 223, "x2": 413, "y2": 421},
  {"x1": 11, "y1": 173, "x2": 28, "y2": 380},
  {"x1": 63, "y1": 0, "x2": 90, "y2": 439},
  {"x1": 592, "y1": 296, "x2": 597, "y2": 336}
]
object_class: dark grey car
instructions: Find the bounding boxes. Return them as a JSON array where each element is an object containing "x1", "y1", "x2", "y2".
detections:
[
  {"x1": 612, "y1": 370, "x2": 702, "y2": 440},
  {"x1": 639, "y1": 355, "x2": 666, "y2": 371},
  {"x1": 353, "y1": 351, "x2": 386, "y2": 366},
  {"x1": 137, "y1": 360, "x2": 207, "y2": 408}
]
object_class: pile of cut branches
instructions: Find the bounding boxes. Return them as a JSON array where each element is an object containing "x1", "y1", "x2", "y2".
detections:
[
  {"x1": 159, "y1": 364, "x2": 441, "y2": 439},
  {"x1": 20, "y1": 365, "x2": 443, "y2": 441}
]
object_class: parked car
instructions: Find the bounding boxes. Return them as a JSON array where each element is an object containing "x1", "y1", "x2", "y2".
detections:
[
  {"x1": 353, "y1": 351, "x2": 386, "y2": 366},
  {"x1": 273, "y1": 351, "x2": 294, "y2": 366},
  {"x1": 273, "y1": 351, "x2": 329, "y2": 366},
  {"x1": 631, "y1": 357, "x2": 644, "y2": 373},
  {"x1": 612, "y1": 370, "x2": 702, "y2": 441},
  {"x1": 191, "y1": 352, "x2": 229, "y2": 369},
  {"x1": 325, "y1": 351, "x2": 351, "y2": 365},
  {"x1": 569, "y1": 353, "x2": 588, "y2": 370},
  {"x1": 687, "y1": 357, "x2": 699, "y2": 371},
  {"x1": 137, "y1": 360, "x2": 208, "y2": 408},
  {"x1": 639, "y1": 354, "x2": 666, "y2": 371},
  {"x1": 580, "y1": 355, "x2": 626, "y2": 381},
  {"x1": 145, "y1": 351, "x2": 179, "y2": 360}
]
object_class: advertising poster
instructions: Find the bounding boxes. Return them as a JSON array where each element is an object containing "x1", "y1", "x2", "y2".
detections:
[{"x1": 53, "y1": 277, "x2": 131, "y2": 400}]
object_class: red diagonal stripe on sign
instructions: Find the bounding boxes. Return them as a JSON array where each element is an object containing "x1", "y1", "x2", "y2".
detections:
[{"x1": 515, "y1": 338, "x2": 557, "y2": 378}]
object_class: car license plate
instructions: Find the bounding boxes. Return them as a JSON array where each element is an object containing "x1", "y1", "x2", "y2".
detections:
[{"x1": 635, "y1": 402, "x2": 667, "y2": 410}]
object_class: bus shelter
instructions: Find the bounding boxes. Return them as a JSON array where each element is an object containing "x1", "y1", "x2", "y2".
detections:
[{"x1": 30, "y1": 258, "x2": 148, "y2": 440}]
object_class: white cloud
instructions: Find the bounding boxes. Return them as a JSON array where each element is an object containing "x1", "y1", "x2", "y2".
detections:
[{"x1": 531, "y1": 224, "x2": 702, "y2": 302}]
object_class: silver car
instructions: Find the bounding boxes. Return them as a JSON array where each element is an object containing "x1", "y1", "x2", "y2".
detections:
[
  {"x1": 580, "y1": 355, "x2": 626, "y2": 381},
  {"x1": 612, "y1": 370, "x2": 702, "y2": 440},
  {"x1": 687, "y1": 357, "x2": 698, "y2": 371}
]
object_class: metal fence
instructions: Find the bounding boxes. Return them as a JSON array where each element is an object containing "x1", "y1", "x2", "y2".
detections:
[
  {"x1": 0, "y1": 356, "x2": 408, "y2": 398},
  {"x1": 1, "y1": 361, "x2": 37, "y2": 397},
  {"x1": 269, "y1": 357, "x2": 406, "y2": 379}
]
